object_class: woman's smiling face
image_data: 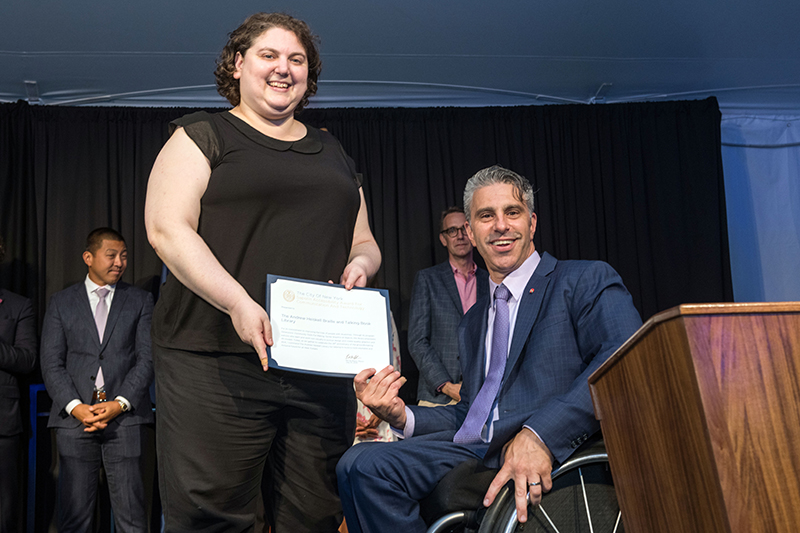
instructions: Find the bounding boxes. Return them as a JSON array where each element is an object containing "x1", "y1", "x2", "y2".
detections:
[{"x1": 233, "y1": 26, "x2": 309, "y2": 122}]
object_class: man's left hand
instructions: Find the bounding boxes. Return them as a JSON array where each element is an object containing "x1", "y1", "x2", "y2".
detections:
[
  {"x1": 82, "y1": 401, "x2": 123, "y2": 431},
  {"x1": 483, "y1": 428, "x2": 554, "y2": 523}
]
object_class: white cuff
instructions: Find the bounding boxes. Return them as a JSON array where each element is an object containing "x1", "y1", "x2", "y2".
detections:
[
  {"x1": 66, "y1": 399, "x2": 82, "y2": 416},
  {"x1": 114, "y1": 396, "x2": 132, "y2": 411}
]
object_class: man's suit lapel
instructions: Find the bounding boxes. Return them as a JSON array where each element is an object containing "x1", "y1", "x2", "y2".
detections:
[
  {"x1": 70, "y1": 283, "x2": 101, "y2": 347},
  {"x1": 438, "y1": 262, "x2": 463, "y2": 315},
  {"x1": 101, "y1": 283, "x2": 128, "y2": 351},
  {"x1": 0, "y1": 290, "x2": 10, "y2": 340},
  {"x1": 503, "y1": 253, "x2": 557, "y2": 382},
  {"x1": 464, "y1": 294, "x2": 490, "y2": 388},
  {"x1": 476, "y1": 269, "x2": 489, "y2": 303}
]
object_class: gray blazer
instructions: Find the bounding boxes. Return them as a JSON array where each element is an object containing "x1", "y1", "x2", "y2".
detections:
[
  {"x1": 407, "y1": 261, "x2": 489, "y2": 403},
  {"x1": 40, "y1": 281, "x2": 154, "y2": 428}
]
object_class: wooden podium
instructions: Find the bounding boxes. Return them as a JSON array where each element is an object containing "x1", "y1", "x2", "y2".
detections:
[{"x1": 588, "y1": 303, "x2": 800, "y2": 533}]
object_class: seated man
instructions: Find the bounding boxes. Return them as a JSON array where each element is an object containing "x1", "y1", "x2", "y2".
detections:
[{"x1": 337, "y1": 166, "x2": 642, "y2": 533}]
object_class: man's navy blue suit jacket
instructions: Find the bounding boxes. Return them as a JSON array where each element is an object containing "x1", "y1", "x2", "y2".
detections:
[{"x1": 409, "y1": 252, "x2": 643, "y2": 467}]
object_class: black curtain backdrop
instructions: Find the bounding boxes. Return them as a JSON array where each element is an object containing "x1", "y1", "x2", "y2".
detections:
[
  {"x1": 1, "y1": 96, "x2": 732, "y2": 338},
  {"x1": 0, "y1": 96, "x2": 733, "y2": 532}
]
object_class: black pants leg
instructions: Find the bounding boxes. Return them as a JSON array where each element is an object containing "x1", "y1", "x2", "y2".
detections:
[
  {"x1": 0, "y1": 434, "x2": 20, "y2": 533},
  {"x1": 154, "y1": 346, "x2": 354, "y2": 533}
]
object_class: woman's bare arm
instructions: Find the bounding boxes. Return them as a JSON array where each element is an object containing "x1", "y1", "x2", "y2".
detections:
[
  {"x1": 144, "y1": 128, "x2": 273, "y2": 368},
  {"x1": 340, "y1": 187, "x2": 382, "y2": 289}
]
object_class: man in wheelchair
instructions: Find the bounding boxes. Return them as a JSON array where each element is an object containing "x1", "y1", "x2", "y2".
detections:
[{"x1": 337, "y1": 166, "x2": 642, "y2": 533}]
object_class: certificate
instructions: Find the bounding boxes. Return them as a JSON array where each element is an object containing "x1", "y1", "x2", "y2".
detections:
[{"x1": 265, "y1": 275, "x2": 392, "y2": 377}]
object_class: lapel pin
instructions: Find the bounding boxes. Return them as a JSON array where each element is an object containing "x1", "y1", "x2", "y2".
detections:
[{"x1": 529, "y1": 288, "x2": 535, "y2": 294}]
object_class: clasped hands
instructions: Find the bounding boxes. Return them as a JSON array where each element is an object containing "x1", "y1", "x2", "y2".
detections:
[
  {"x1": 354, "y1": 365, "x2": 554, "y2": 524},
  {"x1": 440, "y1": 381, "x2": 461, "y2": 401},
  {"x1": 355, "y1": 412, "x2": 383, "y2": 440},
  {"x1": 71, "y1": 401, "x2": 123, "y2": 432}
]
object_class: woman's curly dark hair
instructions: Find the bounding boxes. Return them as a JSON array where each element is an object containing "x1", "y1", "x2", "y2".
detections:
[{"x1": 214, "y1": 13, "x2": 321, "y2": 113}]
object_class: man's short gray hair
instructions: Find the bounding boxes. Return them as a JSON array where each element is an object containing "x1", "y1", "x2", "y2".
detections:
[{"x1": 463, "y1": 165, "x2": 535, "y2": 221}]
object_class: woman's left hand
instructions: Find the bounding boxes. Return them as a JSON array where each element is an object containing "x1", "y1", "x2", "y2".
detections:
[{"x1": 340, "y1": 259, "x2": 370, "y2": 290}]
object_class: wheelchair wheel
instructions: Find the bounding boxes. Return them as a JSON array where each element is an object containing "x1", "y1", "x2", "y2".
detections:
[{"x1": 478, "y1": 446, "x2": 622, "y2": 533}]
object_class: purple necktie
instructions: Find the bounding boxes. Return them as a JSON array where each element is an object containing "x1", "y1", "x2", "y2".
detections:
[
  {"x1": 454, "y1": 283, "x2": 511, "y2": 444},
  {"x1": 95, "y1": 287, "x2": 109, "y2": 343}
]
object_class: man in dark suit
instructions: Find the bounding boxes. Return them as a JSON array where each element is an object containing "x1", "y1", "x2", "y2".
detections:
[
  {"x1": 408, "y1": 207, "x2": 488, "y2": 406},
  {"x1": 0, "y1": 236, "x2": 37, "y2": 533},
  {"x1": 40, "y1": 228, "x2": 153, "y2": 533},
  {"x1": 337, "y1": 166, "x2": 643, "y2": 533}
]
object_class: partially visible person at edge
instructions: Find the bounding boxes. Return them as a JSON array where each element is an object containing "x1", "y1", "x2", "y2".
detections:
[
  {"x1": 0, "y1": 236, "x2": 37, "y2": 533},
  {"x1": 144, "y1": 12, "x2": 381, "y2": 532},
  {"x1": 353, "y1": 313, "x2": 401, "y2": 444}
]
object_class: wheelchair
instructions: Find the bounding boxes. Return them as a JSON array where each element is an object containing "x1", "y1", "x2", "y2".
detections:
[{"x1": 425, "y1": 438, "x2": 622, "y2": 533}]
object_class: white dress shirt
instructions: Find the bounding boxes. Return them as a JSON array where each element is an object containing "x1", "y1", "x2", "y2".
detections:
[{"x1": 401, "y1": 251, "x2": 542, "y2": 443}]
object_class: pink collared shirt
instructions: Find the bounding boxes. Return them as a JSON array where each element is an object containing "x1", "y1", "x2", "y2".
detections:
[{"x1": 450, "y1": 259, "x2": 478, "y2": 314}]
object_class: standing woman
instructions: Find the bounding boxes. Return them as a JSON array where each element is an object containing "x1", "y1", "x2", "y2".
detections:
[{"x1": 145, "y1": 13, "x2": 381, "y2": 532}]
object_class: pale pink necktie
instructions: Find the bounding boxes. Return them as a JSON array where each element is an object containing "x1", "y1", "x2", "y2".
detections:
[
  {"x1": 95, "y1": 287, "x2": 109, "y2": 343},
  {"x1": 94, "y1": 287, "x2": 109, "y2": 391}
]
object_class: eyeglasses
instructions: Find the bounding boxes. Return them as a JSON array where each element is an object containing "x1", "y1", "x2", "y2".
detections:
[{"x1": 440, "y1": 225, "x2": 468, "y2": 238}]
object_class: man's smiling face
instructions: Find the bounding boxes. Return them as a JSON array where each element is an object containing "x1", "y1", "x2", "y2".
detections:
[
  {"x1": 466, "y1": 183, "x2": 537, "y2": 284},
  {"x1": 83, "y1": 239, "x2": 127, "y2": 286}
]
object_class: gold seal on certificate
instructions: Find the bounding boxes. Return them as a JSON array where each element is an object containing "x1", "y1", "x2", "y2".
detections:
[{"x1": 265, "y1": 275, "x2": 392, "y2": 377}]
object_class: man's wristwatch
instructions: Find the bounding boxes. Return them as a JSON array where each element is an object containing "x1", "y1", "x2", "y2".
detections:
[{"x1": 115, "y1": 398, "x2": 130, "y2": 412}]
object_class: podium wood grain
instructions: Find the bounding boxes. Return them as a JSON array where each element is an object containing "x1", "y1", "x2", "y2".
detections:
[{"x1": 589, "y1": 303, "x2": 800, "y2": 533}]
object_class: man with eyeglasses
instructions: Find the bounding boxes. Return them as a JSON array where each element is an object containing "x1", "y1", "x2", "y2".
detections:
[{"x1": 408, "y1": 207, "x2": 489, "y2": 407}]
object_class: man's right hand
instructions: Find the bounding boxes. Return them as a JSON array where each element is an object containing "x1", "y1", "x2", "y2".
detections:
[
  {"x1": 354, "y1": 366, "x2": 407, "y2": 429},
  {"x1": 441, "y1": 381, "x2": 462, "y2": 401}
]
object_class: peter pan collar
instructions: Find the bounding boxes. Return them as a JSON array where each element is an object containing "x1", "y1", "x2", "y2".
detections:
[{"x1": 221, "y1": 111, "x2": 323, "y2": 154}]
